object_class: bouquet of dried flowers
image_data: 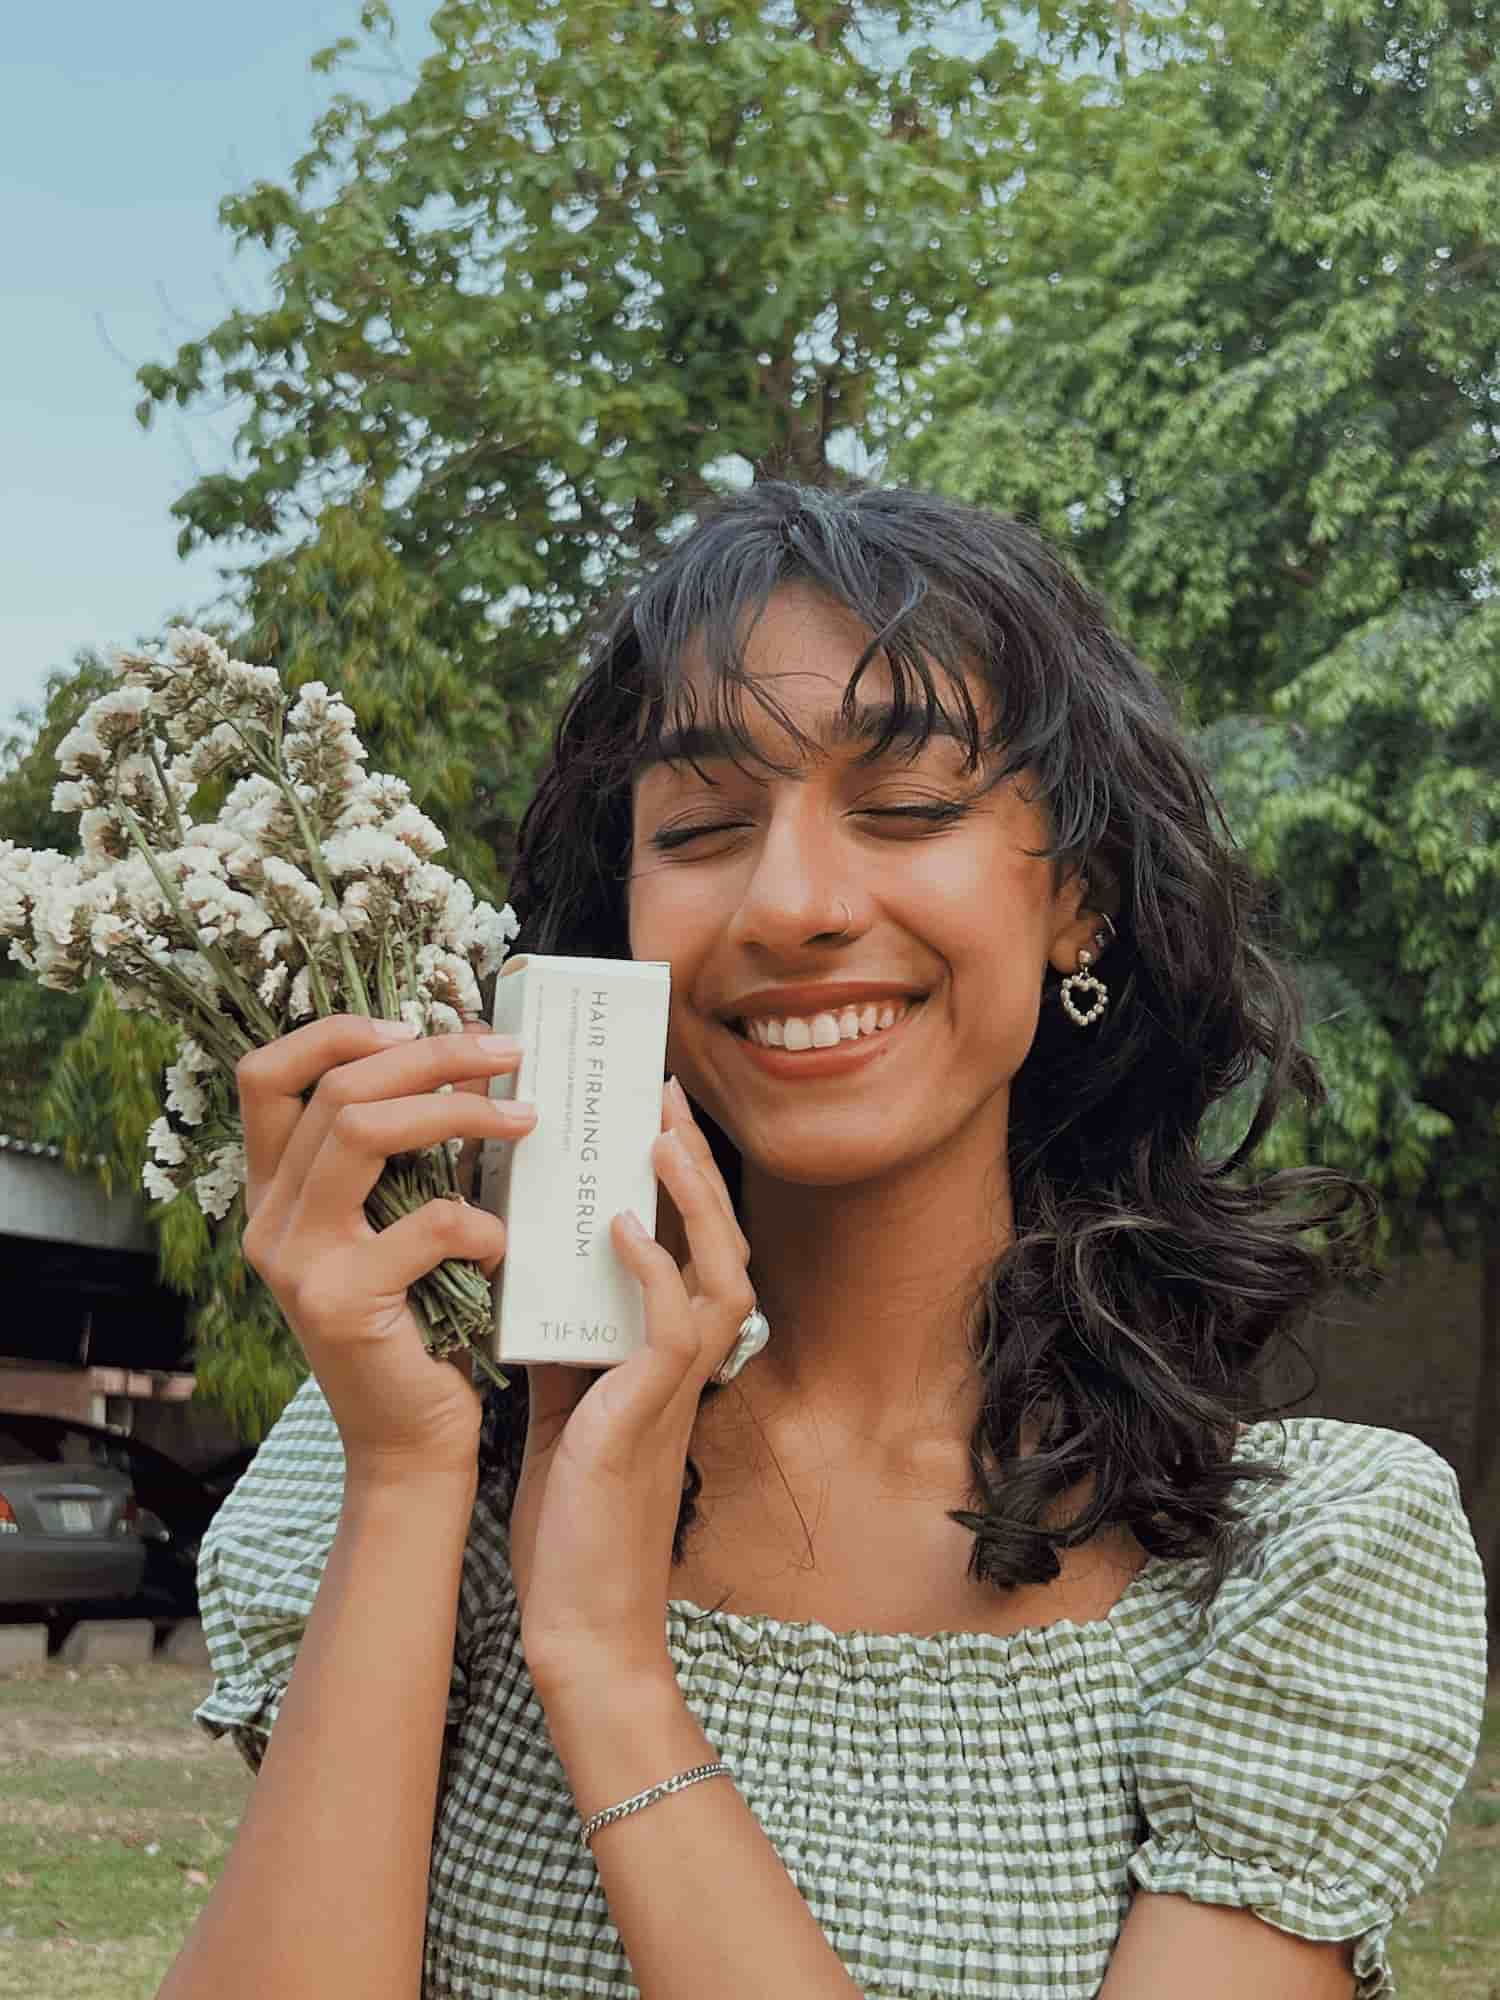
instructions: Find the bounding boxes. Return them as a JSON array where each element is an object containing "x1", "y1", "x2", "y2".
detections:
[{"x1": 0, "y1": 628, "x2": 518, "y2": 1388}]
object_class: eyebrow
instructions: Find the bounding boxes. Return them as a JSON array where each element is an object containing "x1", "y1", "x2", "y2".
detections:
[{"x1": 636, "y1": 700, "x2": 976, "y2": 775}]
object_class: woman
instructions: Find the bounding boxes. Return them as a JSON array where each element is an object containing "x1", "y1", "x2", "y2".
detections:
[{"x1": 158, "y1": 483, "x2": 1487, "y2": 2000}]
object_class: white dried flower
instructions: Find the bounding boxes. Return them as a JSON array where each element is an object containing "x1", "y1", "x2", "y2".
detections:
[
  {"x1": 147, "y1": 1116, "x2": 187, "y2": 1167},
  {"x1": 54, "y1": 722, "x2": 108, "y2": 779},
  {"x1": 458, "y1": 900, "x2": 519, "y2": 979},
  {"x1": 195, "y1": 1143, "x2": 245, "y2": 1221},
  {"x1": 143, "y1": 1160, "x2": 183, "y2": 1204},
  {"x1": 385, "y1": 803, "x2": 447, "y2": 859},
  {"x1": 258, "y1": 962, "x2": 290, "y2": 1008},
  {"x1": 322, "y1": 825, "x2": 419, "y2": 880},
  {"x1": 1, "y1": 627, "x2": 520, "y2": 1378},
  {"x1": 164, "y1": 1060, "x2": 209, "y2": 1126},
  {"x1": 177, "y1": 1038, "x2": 215, "y2": 1077}
]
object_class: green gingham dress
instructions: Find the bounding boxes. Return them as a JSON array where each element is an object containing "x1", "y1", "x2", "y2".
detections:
[{"x1": 193, "y1": 1376, "x2": 1488, "y2": 2000}]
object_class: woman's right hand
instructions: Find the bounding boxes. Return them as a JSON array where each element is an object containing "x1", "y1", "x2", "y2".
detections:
[{"x1": 236, "y1": 1014, "x2": 537, "y2": 1486}]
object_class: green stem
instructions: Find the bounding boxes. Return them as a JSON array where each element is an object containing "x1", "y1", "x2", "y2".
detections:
[
  {"x1": 113, "y1": 794, "x2": 280, "y2": 1043},
  {"x1": 152, "y1": 667, "x2": 373, "y2": 1018},
  {"x1": 145, "y1": 740, "x2": 190, "y2": 848},
  {"x1": 375, "y1": 936, "x2": 402, "y2": 1020},
  {"x1": 302, "y1": 949, "x2": 335, "y2": 1018},
  {"x1": 131, "y1": 973, "x2": 249, "y2": 1072},
  {"x1": 277, "y1": 773, "x2": 373, "y2": 1018}
]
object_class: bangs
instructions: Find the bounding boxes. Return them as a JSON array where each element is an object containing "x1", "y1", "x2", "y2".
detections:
[{"x1": 613, "y1": 485, "x2": 1090, "y2": 858}]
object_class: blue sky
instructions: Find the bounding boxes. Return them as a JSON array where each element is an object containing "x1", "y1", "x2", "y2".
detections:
[{"x1": 2, "y1": 0, "x2": 435, "y2": 730}]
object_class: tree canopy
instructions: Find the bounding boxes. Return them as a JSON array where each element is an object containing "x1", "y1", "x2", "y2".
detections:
[{"x1": 893, "y1": 0, "x2": 1500, "y2": 1263}]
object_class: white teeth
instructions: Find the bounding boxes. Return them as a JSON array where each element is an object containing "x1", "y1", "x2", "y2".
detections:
[{"x1": 742, "y1": 999, "x2": 917, "y2": 1050}]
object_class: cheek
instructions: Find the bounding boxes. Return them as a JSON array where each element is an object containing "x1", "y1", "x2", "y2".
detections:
[{"x1": 625, "y1": 860, "x2": 719, "y2": 968}]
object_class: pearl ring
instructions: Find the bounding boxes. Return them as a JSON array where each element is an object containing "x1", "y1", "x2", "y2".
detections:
[{"x1": 713, "y1": 1307, "x2": 771, "y2": 1385}]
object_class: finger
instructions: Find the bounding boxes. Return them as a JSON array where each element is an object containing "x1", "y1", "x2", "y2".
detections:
[
  {"x1": 651, "y1": 1131, "x2": 755, "y2": 1319},
  {"x1": 343, "y1": 1195, "x2": 510, "y2": 1300},
  {"x1": 237, "y1": 1015, "x2": 423, "y2": 1211},
  {"x1": 609, "y1": 1211, "x2": 720, "y2": 1409},
  {"x1": 455, "y1": 1019, "x2": 518, "y2": 1193},
  {"x1": 260, "y1": 1027, "x2": 523, "y2": 1231},
  {"x1": 661, "y1": 1084, "x2": 750, "y2": 1259},
  {"x1": 294, "y1": 1092, "x2": 537, "y2": 1241}
]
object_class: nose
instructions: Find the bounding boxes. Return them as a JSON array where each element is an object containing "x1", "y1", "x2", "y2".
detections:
[{"x1": 723, "y1": 795, "x2": 863, "y2": 953}]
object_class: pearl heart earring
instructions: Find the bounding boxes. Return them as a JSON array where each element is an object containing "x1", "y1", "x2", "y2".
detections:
[{"x1": 1059, "y1": 916, "x2": 1115, "y2": 1028}]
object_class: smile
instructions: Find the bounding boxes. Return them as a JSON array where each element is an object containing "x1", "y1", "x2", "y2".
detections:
[
  {"x1": 726, "y1": 998, "x2": 925, "y2": 1078},
  {"x1": 735, "y1": 998, "x2": 918, "y2": 1049}
]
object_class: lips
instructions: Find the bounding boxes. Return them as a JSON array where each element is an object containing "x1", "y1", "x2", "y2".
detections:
[{"x1": 725, "y1": 995, "x2": 926, "y2": 1079}]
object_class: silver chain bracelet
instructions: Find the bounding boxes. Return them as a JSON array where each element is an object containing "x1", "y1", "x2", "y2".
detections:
[{"x1": 579, "y1": 1760, "x2": 732, "y2": 1849}]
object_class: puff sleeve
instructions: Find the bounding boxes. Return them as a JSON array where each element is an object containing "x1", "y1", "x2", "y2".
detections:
[
  {"x1": 1125, "y1": 1422, "x2": 1488, "y2": 1998},
  {"x1": 192, "y1": 1374, "x2": 497, "y2": 1777}
]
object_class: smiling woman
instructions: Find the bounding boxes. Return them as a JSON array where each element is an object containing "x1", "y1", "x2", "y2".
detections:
[{"x1": 179, "y1": 481, "x2": 1488, "y2": 2000}]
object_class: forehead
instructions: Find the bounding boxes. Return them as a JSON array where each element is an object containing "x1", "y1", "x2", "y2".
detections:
[{"x1": 631, "y1": 585, "x2": 991, "y2": 783}]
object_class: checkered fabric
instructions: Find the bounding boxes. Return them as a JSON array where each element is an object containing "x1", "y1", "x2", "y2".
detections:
[{"x1": 194, "y1": 1378, "x2": 1488, "y2": 1999}]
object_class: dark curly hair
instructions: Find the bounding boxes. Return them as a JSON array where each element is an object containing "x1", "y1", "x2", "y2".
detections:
[{"x1": 476, "y1": 479, "x2": 1379, "y2": 1614}]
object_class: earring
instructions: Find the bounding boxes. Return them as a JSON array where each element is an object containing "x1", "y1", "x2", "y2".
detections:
[{"x1": 1060, "y1": 945, "x2": 1109, "y2": 1027}]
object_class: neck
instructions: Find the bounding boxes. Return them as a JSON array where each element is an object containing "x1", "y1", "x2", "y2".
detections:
[{"x1": 732, "y1": 1114, "x2": 1011, "y2": 1466}]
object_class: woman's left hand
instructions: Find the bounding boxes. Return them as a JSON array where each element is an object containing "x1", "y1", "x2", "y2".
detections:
[{"x1": 509, "y1": 1076, "x2": 756, "y2": 1702}]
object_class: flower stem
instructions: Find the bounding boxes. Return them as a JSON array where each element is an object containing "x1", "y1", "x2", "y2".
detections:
[
  {"x1": 278, "y1": 780, "x2": 374, "y2": 1017},
  {"x1": 113, "y1": 794, "x2": 278, "y2": 1044}
]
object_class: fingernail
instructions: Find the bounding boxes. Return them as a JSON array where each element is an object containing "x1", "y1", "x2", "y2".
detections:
[
  {"x1": 620, "y1": 1209, "x2": 649, "y2": 1240},
  {"x1": 477, "y1": 1034, "x2": 522, "y2": 1057},
  {"x1": 668, "y1": 1075, "x2": 691, "y2": 1115},
  {"x1": 372, "y1": 1018, "x2": 420, "y2": 1039}
]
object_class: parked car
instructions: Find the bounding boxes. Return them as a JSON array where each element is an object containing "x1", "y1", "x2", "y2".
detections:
[{"x1": 0, "y1": 1414, "x2": 254, "y2": 1645}]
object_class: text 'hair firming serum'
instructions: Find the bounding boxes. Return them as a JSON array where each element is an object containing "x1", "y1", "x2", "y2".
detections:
[{"x1": 477, "y1": 954, "x2": 671, "y2": 1368}]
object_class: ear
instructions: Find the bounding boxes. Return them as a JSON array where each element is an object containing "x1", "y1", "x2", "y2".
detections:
[{"x1": 1047, "y1": 856, "x2": 1120, "y2": 979}]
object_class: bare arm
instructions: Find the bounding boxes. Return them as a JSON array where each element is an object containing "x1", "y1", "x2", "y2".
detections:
[
  {"x1": 157, "y1": 1462, "x2": 478, "y2": 2000},
  {"x1": 542, "y1": 1672, "x2": 865, "y2": 2000},
  {"x1": 151, "y1": 1015, "x2": 530, "y2": 1999},
  {"x1": 1098, "y1": 1890, "x2": 1356, "y2": 1999}
]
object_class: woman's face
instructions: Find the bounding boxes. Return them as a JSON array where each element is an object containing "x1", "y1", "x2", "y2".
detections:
[{"x1": 626, "y1": 584, "x2": 1095, "y2": 1193}]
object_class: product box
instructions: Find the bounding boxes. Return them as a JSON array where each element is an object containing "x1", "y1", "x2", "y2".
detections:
[{"x1": 477, "y1": 954, "x2": 671, "y2": 1368}]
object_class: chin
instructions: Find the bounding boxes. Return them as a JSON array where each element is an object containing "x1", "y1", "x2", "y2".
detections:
[{"x1": 737, "y1": 1133, "x2": 920, "y2": 1192}]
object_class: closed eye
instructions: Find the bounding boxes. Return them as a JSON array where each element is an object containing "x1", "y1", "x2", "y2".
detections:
[{"x1": 649, "y1": 801, "x2": 976, "y2": 852}]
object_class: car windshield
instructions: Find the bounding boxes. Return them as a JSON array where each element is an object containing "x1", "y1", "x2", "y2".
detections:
[{"x1": 0, "y1": 1426, "x2": 132, "y2": 1474}]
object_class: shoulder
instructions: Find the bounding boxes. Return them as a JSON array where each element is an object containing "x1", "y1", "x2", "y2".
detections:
[
  {"x1": 1232, "y1": 1412, "x2": 1464, "y2": 1519},
  {"x1": 1118, "y1": 1416, "x2": 1477, "y2": 1676},
  {"x1": 1119, "y1": 1418, "x2": 1488, "y2": 1985},
  {"x1": 1215, "y1": 1415, "x2": 1478, "y2": 1651}
]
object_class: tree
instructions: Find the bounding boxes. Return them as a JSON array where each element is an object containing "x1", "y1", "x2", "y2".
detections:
[
  {"x1": 891, "y1": 0, "x2": 1500, "y2": 1553},
  {"x1": 0, "y1": 654, "x2": 113, "y2": 1140},
  {"x1": 135, "y1": 0, "x2": 1056, "y2": 712},
  {"x1": 43, "y1": 0, "x2": 1150, "y2": 1434}
]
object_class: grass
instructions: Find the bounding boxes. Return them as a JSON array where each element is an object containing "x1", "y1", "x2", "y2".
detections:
[
  {"x1": 0, "y1": 1663, "x2": 251, "y2": 2000},
  {"x1": 1, "y1": 1664, "x2": 1497, "y2": 1997}
]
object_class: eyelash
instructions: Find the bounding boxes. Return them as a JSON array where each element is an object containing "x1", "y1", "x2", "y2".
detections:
[{"x1": 648, "y1": 801, "x2": 977, "y2": 852}]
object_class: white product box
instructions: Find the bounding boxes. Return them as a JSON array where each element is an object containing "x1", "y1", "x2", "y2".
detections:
[{"x1": 477, "y1": 954, "x2": 671, "y2": 1369}]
